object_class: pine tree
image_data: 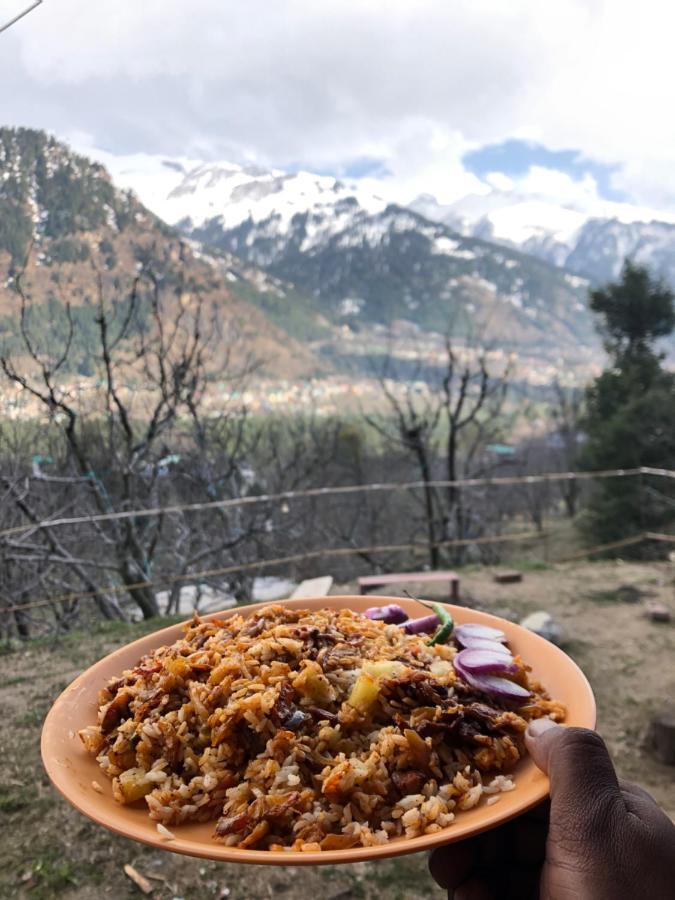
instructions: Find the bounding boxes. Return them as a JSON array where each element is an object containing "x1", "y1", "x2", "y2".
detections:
[{"x1": 579, "y1": 262, "x2": 675, "y2": 553}]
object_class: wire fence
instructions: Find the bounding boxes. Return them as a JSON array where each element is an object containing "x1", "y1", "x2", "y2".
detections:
[
  {"x1": 2, "y1": 465, "x2": 673, "y2": 540},
  {"x1": 2, "y1": 466, "x2": 674, "y2": 619},
  {"x1": 5, "y1": 528, "x2": 675, "y2": 617},
  {"x1": 2, "y1": 529, "x2": 548, "y2": 614}
]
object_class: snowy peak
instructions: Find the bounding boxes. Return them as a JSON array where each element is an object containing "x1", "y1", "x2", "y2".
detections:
[
  {"x1": 410, "y1": 188, "x2": 675, "y2": 281},
  {"x1": 411, "y1": 191, "x2": 587, "y2": 246},
  {"x1": 87, "y1": 144, "x2": 675, "y2": 288},
  {"x1": 145, "y1": 160, "x2": 388, "y2": 235},
  {"x1": 81, "y1": 147, "x2": 390, "y2": 244},
  {"x1": 566, "y1": 218, "x2": 675, "y2": 284},
  {"x1": 0, "y1": 128, "x2": 323, "y2": 378}
]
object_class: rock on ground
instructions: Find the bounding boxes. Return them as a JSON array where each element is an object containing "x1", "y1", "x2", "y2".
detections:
[{"x1": 519, "y1": 610, "x2": 564, "y2": 646}]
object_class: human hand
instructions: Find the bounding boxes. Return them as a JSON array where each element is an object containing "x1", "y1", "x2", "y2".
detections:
[{"x1": 429, "y1": 718, "x2": 675, "y2": 899}]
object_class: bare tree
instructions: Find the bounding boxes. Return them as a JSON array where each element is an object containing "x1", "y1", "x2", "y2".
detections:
[
  {"x1": 549, "y1": 380, "x2": 585, "y2": 517},
  {"x1": 366, "y1": 373, "x2": 441, "y2": 568},
  {"x1": 508, "y1": 439, "x2": 552, "y2": 533},
  {"x1": 0, "y1": 244, "x2": 221, "y2": 619},
  {"x1": 365, "y1": 329, "x2": 512, "y2": 569}
]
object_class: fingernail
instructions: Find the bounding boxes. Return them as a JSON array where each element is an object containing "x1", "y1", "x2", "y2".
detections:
[{"x1": 526, "y1": 717, "x2": 558, "y2": 739}]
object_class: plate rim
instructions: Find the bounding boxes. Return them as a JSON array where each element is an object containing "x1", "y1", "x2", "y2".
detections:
[{"x1": 41, "y1": 595, "x2": 596, "y2": 866}]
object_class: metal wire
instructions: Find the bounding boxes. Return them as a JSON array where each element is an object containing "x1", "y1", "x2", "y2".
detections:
[
  {"x1": 2, "y1": 529, "x2": 548, "y2": 613},
  {"x1": 0, "y1": 0, "x2": 42, "y2": 35},
  {"x1": 6, "y1": 528, "x2": 675, "y2": 616},
  {"x1": 2, "y1": 466, "x2": 670, "y2": 540}
]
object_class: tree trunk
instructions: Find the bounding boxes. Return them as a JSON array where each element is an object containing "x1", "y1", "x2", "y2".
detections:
[
  {"x1": 563, "y1": 480, "x2": 579, "y2": 518},
  {"x1": 128, "y1": 581, "x2": 159, "y2": 619},
  {"x1": 13, "y1": 607, "x2": 30, "y2": 639},
  {"x1": 446, "y1": 429, "x2": 458, "y2": 524},
  {"x1": 412, "y1": 439, "x2": 438, "y2": 570},
  {"x1": 120, "y1": 561, "x2": 159, "y2": 619},
  {"x1": 67, "y1": 560, "x2": 124, "y2": 621},
  {"x1": 447, "y1": 428, "x2": 465, "y2": 565},
  {"x1": 93, "y1": 593, "x2": 125, "y2": 621},
  {"x1": 168, "y1": 581, "x2": 182, "y2": 615}
]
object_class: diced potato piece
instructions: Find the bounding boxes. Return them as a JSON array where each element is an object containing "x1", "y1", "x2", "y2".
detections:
[
  {"x1": 363, "y1": 660, "x2": 405, "y2": 679},
  {"x1": 78, "y1": 725, "x2": 105, "y2": 755},
  {"x1": 108, "y1": 748, "x2": 137, "y2": 770},
  {"x1": 429, "y1": 659, "x2": 455, "y2": 683},
  {"x1": 404, "y1": 728, "x2": 432, "y2": 767},
  {"x1": 114, "y1": 767, "x2": 153, "y2": 804},
  {"x1": 165, "y1": 656, "x2": 190, "y2": 678},
  {"x1": 347, "y1": 660, "x2": 408, "y2": 711},
  {"x1": 347, "y1": 672, "x2": 380, "y2": 712},
  {"x1": 292, "y1": 661, "x2": 335, "y2": 703}
]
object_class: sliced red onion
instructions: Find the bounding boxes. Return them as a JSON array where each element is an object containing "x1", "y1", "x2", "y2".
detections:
[
  {"x1": 457, "y1": 636, "x2": 512, "y2": 655},
  {"x1": 461, "y1": 670, "x2": 531, "y2": 703},
  {"x1": 455, "y1": 623, "x2": 507, "y2": 646},
  {"x1": 454, "y1": 655, "x2": 530, "y2": 702},
  {"x1": 455, "y1": 648, "x2": 517, "y2": 676},
  {"x1": 364, "y1": 604, "x2": 408, "y2": 625},
  {"x1": 402, "y1": 613, "x2": 440, "y2": 635}
]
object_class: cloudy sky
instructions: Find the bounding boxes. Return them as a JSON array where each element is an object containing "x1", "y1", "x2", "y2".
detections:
[{"x1": 2, "y1": 0, "x2": 675, "y2": 213}]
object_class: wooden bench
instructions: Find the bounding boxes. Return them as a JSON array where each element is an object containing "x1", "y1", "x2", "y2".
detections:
[{"x1": 358, "y1": 570, "x2": 460, "y2": 603}]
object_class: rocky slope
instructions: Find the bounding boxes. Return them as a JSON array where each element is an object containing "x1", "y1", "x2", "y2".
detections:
[
  {"x1": 410, "y1": 191, "x2": 675, "y2": 286},
  {"x1": 190, "y1": 199, "x2": 595, "y2": 358},
  {"x1": 0, "y1": 128, "x2": 320, "y2": 379}
]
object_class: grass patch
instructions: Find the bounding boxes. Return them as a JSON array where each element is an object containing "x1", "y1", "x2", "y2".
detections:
[
  {"x1": 1, "y1": 675, "x2": 29, "y2": 687},
  {"x1": 585, "y1": 585, "x2": 643, "y2": 604},
  {"x1": 557, "y1": 637, "x2": 591, "y2": 662},
  {"x1": 585, "y1": 589, "x2": 622, "y2": 603},
  {"x1": 0, "y1": 783, "x2": 32, "y2": 813},
  {"x1": 370, "y1": 856, "x2": 432, "y2": 900},
  {"x1": 7, "y1": 839, "x2": 106, "y2": 898},
  {"x1": 14, "y1": 709, "x2": 45, "y2": 728},
  {"x1": 512, "y1": 559, "x2": 550, "y2": 572},
  {"x1": 29, "y1": 857, "x2": 80, "y2": 898},
  {"x1": 5, "y1": 614, "x2": 185, "y2": 660}
]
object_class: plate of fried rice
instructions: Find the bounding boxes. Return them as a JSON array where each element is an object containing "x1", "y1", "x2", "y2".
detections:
[{"x1": 41, "y1": 595, "x2": 595, "y2": 865}]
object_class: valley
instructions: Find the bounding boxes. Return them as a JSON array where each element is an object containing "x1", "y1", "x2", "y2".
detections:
[{"x1": 2, "y1": 125, "x2": 671, "y2": 421}]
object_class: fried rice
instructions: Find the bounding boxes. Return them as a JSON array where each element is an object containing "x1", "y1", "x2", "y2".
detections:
[{"x1": 79, "y1": 605, "x2": 565, "y2": 851}]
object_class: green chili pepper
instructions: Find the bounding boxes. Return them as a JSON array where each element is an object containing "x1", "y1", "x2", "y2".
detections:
[{"x1": 428, "y1": 602, "x2": 454, "y2": 646}]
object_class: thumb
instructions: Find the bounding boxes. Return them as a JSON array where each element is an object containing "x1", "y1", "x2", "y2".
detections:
[{"x1": 525, "y1": 719, "x2": 622, "y2": 830}]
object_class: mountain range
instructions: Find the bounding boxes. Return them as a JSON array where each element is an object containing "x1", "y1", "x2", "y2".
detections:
[
  {"x1": 4, "y1": 128, "x2": 675, "y2": 386},
  {"x1": 409, "y1": 192, "x2": 675, "y2": 286},
  {"x1": 101, "y1": 146, "x2": 675, "y2": 291},
  {"x1": 97, "y1": 155, "x2": 595, "y2": 360}
]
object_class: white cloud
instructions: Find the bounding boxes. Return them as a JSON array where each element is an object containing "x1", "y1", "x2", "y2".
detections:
[
  {"x1": 485, "y1": 172, "x2": 515, "y2": 193},
  {"x1": 2, "y1": 1, "x2": 675, "y2": 209},
  {"x1": 512, "y1": 168, "x2": 601, "y2": 210}
]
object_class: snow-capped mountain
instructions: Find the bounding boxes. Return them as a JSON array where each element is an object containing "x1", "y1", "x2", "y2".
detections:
[
  {"x1": 563, "y1": 218, "x2": 675, "y2": 284},
  {"x1": 96, "y1": 150, "x2": 387, "y2": 236},
  {"x1": 102, "y1": 147, "x2": 675, "y2": 291},
  {"x1": 410, "y1": 192, "x2": 587, "y2": 268},
  {"x1": 409, "y1": 190, "x2": 675, "y2": 284},
  {"x1": 191, "y1": 200, "x2": 596, "y2": 358},
  {"x1": 86, "y1": 150, "x2": 599, "y2": 357}
]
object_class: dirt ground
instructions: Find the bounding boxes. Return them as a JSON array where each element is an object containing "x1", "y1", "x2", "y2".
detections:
[{"x1": 1, "y1": 560, "x2": 673, "y2": 899}]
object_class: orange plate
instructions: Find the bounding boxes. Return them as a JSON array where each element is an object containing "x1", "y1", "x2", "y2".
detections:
[{"x1": 41, "y1": 596, "x2": 596, "y2": 865}]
